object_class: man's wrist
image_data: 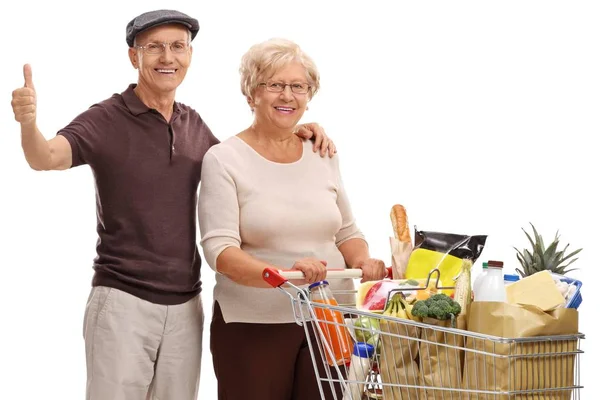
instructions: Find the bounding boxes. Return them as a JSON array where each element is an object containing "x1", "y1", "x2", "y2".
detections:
[{"x1": 20, "y1": 122, "x2": 38, "y2": 137}]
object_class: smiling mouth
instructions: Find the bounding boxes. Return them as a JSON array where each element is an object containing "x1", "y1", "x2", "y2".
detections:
[
  {"x1": 275, "y1": 106, "x2": 295, "y2": 112},
  {"x1": 155, "y1": 69, "x2": 177, "y2": 74}
]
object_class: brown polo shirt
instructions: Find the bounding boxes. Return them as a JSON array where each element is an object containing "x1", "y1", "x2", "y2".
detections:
[{"x1": 58, "y1": 84, "x2": 219, "y2": 305}]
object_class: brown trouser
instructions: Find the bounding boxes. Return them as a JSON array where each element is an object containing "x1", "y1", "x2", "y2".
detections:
[
  {"x1": 211, "y1": 302, "x2": 344, "y2": 400},
  {"x1": 83, "y1": 286, "x2": 204, "y2": 400}
]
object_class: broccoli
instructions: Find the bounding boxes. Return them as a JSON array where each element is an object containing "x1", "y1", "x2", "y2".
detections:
[
  {"x1": 411, "y1": 293, "x2": 462, "y2": 321},
  {"x1": 411, "y1": 301, "x2": 429, "y2": 317}
]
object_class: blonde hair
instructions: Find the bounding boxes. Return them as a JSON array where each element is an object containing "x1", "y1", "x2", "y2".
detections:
[{"x1": 240, "y1": 38, "x2": 320, "y2": 102}]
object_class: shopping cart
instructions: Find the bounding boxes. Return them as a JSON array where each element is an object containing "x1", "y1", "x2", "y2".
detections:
[{"x1": 263, "y1": 267, "x2": 584, "y2": 400}]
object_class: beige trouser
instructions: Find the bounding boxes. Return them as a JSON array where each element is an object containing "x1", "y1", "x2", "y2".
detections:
[{"x1": 83, "y1": 286, "x2": 204, "y2": 400}]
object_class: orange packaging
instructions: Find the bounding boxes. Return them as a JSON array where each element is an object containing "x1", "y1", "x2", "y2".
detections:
[{"x1": 313, "y1": 298, "x2": 353, "y2": 366}]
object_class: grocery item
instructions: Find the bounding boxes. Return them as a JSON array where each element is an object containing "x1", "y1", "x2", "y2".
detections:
[
  {"x1": 356, "y1": 279, "x2": 420, "y2": 311},
  {"x1": 473, "y1": 260, "x2": 506, "y2": 302},
  {"x1": 505, "y1": 270, "x2": 566, "y2": 311},
  {"x1": 412, "y1": 293, "x2": 465, "y2": 399},
  {"x1": 405, "y1": 229, "x2": 487, "y2": 295},
  {"x1": 342, "y1": 342, "x2": 374, "y2": 400},
  {"x1": 453, "y1": 259, "x2": 472, "y2": 315},
  {"x1": 382, "y1": 292, "x2": 413, "y2": 319},
  {"x1": 514, "y1": 223, "x2": 582, "y2": 277},
  {"x1": 411, "y1": 293, "x2": 462, "y2": 326},
  {"x1": 309, "y1": 280, "x2": 353, "y2": 366},
  {"x1": 465, "y1": 301, "x2": 578, "y2": 397},
  {"x1": 473, "y1": 261, "x2": 489, "y2": 296},
  {"x1": 352, "y1": 316, "x2": 380, "y2": 343},
  {"x1": 503, "y1": 272, "x2": 519, "y2": 286},
  {"x1": 551, "y1": 274, "x2": 580, "y2": 307},
  {"x1": 356, "y1": 280, "x2": 401, "y2": 311},
  {"x1": 389, "y1": 204, "x2": 413, "y2": 279},
  {"x1": 351, "y1": 316, "x2": 382, "y2": 354},
  {"x1": 379, "y1": 306, "x2": 421, "y2": 399},
  {"x1": 390, "y1": 204, "x2": 411, "y2": 243},
  {"x1": 503, "y1": 272, "x2": 582, "y2": 309}
]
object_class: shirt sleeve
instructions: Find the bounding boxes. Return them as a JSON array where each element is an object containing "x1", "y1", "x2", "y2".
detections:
[
  {"x1": 57, "y1": 105, "x2": 110, "y2": 168},
  {"x1": 198, "y1": 150, "x2": 242, "y2": 271},
  {"x1": 333, "y1": 155, "x2": 367, "y2": 247}
]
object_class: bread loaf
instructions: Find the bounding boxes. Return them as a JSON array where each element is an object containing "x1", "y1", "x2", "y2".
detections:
[{"x1": 390, "y1": 204, "x2": 411, "y2": 243}]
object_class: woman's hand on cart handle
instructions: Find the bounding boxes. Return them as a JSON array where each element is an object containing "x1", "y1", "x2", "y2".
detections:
[
  {"x1": 356, "y1": 258, "x2": 388, "y2": 283},
  {"x1": 262, "y1": 266, "x2": 393, "y2": 288},
  {"x1": 290, "y1": 258, "x2": 328, "y2": 284}
]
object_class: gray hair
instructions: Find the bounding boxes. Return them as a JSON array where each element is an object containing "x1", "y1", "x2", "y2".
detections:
[{"x1": 239, "y1": 38, "x2": 320, "y2": 102}]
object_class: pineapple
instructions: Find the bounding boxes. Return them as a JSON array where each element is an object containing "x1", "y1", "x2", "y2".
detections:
[{"x1": 514, "y1": 223, "x2": 582, "y2": 277}]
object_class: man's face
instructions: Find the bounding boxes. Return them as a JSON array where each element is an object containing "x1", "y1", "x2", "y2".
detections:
[{"x1": 128, "y1": 24, "x2": 192, "y2": 94}]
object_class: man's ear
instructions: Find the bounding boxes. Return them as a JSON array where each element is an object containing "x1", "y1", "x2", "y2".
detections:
[{"x1": 128, "y1": 48, "x2": 139, "y2": 69}]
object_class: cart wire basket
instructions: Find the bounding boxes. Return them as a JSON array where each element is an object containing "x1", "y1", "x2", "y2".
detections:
[{"x1": 263, "y1": 267, "x2": 584, "y2": 400}]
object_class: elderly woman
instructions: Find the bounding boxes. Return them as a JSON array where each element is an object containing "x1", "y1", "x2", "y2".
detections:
[{"x1": 198, "y1": 38, "x2": 387, "y2": 399}]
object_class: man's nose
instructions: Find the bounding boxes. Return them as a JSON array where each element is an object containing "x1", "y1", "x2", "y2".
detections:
[{"x1": 159, "y1": 44, "x2": 175, "y2": 62}]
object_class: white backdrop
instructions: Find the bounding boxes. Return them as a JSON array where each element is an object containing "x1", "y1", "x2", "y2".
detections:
[{"x1": 1, "y1": 0, "x2": 598, "y2": 398}]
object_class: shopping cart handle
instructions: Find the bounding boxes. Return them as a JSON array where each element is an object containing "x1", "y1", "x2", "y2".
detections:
[{"x1": 262, "y1": 267, "x2": 393, "y2": 288}]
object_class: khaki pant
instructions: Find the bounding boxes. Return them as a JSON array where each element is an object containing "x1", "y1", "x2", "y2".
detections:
[{"x1": 83, "y1": 286, "x2": 204, "y2": 400}]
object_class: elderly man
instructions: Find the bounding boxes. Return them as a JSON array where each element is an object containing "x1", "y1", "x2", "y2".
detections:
[{"x1": 10, "y1": 9, "x2": 334, "y2": 400}]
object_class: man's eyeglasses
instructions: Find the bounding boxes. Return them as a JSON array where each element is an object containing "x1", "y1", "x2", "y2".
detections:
[
  {"x1": 259, "y1": 81, "x2": 311, "y2": 95},
  {"x1": 136, "y1": 41, "x2": 190, "y2": 55}
]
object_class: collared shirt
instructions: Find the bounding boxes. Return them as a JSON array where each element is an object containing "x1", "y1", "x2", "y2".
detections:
[{"x1": 58, "y1": 84, "x2": 219, "y2": 305}]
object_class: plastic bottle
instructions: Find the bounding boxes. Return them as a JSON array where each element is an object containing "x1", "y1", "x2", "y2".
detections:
[
  {"x1": 472, "y1": 262, "x2": 488, "y2": 299},
  {"x1": 343, "y1": 342, "x2": 374, "y2": 400},
  {"x1": 309, "y1": 280, "x2": 353, "y2": 366},
  {"x1": 474, "y1": 260, "x2": 507, "y2": 302},
  {"x1": 503, "y1": 273, "x2": 520, "y2": 286}
]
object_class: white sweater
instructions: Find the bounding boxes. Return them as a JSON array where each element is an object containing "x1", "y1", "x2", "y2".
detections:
[{"x1": 198, "y1": 136, "x2": 365, "y2": 323}]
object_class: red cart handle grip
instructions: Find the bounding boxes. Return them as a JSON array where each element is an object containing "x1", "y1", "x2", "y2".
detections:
[{"x1": 262, "y1": 267, "x2": 393, "y2": 288}]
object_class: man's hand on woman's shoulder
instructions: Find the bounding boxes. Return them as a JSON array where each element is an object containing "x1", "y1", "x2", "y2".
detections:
[{"x1": 294, "y1": 123, "x2": 336, "y2": 158}]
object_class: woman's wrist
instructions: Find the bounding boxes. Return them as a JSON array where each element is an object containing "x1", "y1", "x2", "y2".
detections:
[{"x1": 349, "y1": 257, "x2": 369, "y2": 269}]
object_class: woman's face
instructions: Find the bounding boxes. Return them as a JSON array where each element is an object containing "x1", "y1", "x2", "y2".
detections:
[{"x1": 250, "y1": 62, "x2": 311, "y2": 131}]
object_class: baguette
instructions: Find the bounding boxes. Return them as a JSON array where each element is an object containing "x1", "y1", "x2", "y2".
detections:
[{"x1": 390, "y1": 204, "x2": 411, "y2": 243}]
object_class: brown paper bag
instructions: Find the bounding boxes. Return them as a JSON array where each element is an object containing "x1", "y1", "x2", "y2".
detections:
[
  {"x1": 379, "y1": 319, "x2": 422, "y2": 399},
  {"x1": 418, "y1": 315, "x2": 467, "y2": 400},
  {"x1": 390, "y1": 237, "x2": 413, "y2": 280},
  {"x1": 463, "y1": 302, "x2": 579, "y2": 400}
]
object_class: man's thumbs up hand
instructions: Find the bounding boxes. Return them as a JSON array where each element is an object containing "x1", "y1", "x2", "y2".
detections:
[
  {"x1": 23, "y1": 64, "x2": 35, "y2": 90},
  {"x1": 11, "y1": 64, "x2": 37, "y2": 126}
]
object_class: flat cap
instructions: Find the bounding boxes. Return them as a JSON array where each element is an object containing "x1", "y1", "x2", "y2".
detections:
[{"x1": 126, "y1": 9, "x2": 199, "y2": 47}]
